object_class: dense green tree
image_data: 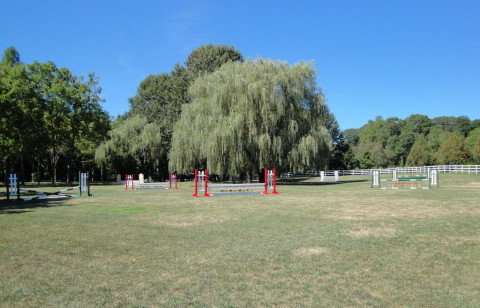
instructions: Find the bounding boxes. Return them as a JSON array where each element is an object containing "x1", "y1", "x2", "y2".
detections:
[
  {"x1": 95, "y1": 115, "x2": 163, "y2": 179},
  {"x1": 1, "y1": 47, "x2": 110, "y2": 182},
  {"x1": 465, "y1": 128, "x2": 480, "y2": 163},
  {"x1": 1, "y1": 48, "x2": 43, "y2": 181},
  {"x1": 328, "y1": 133, "x2": 359, "y2": 170},
  {"x1": 437, "y1": 134, "x2": 470, "y2": 165},
  {"x1": 1, "y1": 47, "x2": 20, "y2": 66},
  {"x1": 343, "y1": 128, "x2": 360, "y2": 146},
  {"x1": 126, "y1": 45, "x2": 244, "y2": 177},
  {"x1": 26, "y1": 61, "x2": 108, "y2": 183},
  {"x1": 432, "y1": 116, "x2": 473, "y2": 136},
  {"x1": 185, "y1": 44, "x2": 243, "y2": 77},
  {"x1": 169, "y1": 58, "x2": 332, "y2": 178},
  {"x1": 353, "y1": 116, "x2": 401, "y2": 167},
  {"x1": 406, "y1": 137, "x2": 432, "y2": 166},
  {"x1": 403, "y1": 114, "x2": 433, "y2": 135},
  {"x1": 349, "y1": 114, "x2": 479, "y2": 168}
]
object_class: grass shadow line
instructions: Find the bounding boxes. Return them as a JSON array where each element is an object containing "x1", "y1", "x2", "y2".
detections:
[{"x1": 0, "y1": 198, "x2": 74, "y2": 215}]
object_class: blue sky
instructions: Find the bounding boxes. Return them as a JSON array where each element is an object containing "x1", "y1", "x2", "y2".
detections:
[{"x1": 1, "y1": 0, "x2": 479, "y2": 129}]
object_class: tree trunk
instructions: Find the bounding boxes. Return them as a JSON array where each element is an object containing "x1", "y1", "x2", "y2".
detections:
[
  {"x1": 31, "y1": 160, "x2": 35, "y2": 182},
  {"x1": 20, "y1": 153, "x2": 25, "y2": 185},
  {"x1": 50, "y1": 151, "x2": 58, "y2": 184}
]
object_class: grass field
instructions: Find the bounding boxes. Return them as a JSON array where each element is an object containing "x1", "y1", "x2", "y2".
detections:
[{"x1": 1, "y1": 174, "x2": 480, "y2": 307}]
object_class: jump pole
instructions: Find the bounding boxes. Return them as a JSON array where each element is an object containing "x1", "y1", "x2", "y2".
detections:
[
  {"x1": 78, "y1": 172, "x2": 92, "y2": 197},
  {"x1": 193, "y1": 169, "x2": 198, "y2": 197},
  {"x1": 7, "y1": 173, "x2": 21, "y2": 201},
  {"x1": 272, "y1": 168, "x2": 279, "y2": 194},
  {"x1": 204, "y1": 169, "x2": 210, "y2": 197},
  {"x1": 125, "y1": 174, "x2": 134, "y2": 190},
  {"x1": 168, "y1": 173, "x2": 178, "y2": 189},
  {"x1": 262, "y1": 168, "x2": 269, "y2": 194}
]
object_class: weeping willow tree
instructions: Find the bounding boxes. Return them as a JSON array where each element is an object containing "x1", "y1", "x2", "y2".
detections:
[
  {"x1": 95, "y1": 115, "x2": 163, "y2": 179},
  {"x1": 169, "y1": 58, "x2": 333, "y2": 179}
]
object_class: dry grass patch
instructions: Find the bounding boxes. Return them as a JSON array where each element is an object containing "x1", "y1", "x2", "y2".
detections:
[
  {"x1": 131, "y1": 212, "x2": 237, "y2": 228},
  {"x1": 293, "y1": 247, "x2": 329, "y2": 257},
  {"x1": 328, "y1": 197, "x2": 480, "y2": 221},
  {"x1": 347, "y1": 226, "x2": 397, "y2": 238}
]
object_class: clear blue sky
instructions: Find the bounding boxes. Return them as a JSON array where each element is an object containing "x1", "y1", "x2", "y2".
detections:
[{"x1": 1, "y1": 0, "x2": 479, "y2": 129}]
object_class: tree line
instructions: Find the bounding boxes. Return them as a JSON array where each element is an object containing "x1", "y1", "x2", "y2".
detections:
[
  {"x1": 1, "y1": 47, "x2": 109, "y2": 184},
  {"x1": 95, "y1": 44, "x2": 338, "y2": 181},
  {"x1": 2, "y1": 44, "x2": 479, "y2": 183},
  {"x1": 341, "y1": 115, "x2": 480, "y2": 169}
]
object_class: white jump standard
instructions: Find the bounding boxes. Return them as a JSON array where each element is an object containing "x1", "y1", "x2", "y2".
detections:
[
  {"x1": 193, "y1": 169, "x2": 279, "y2": 197},
  {"x1": 320, "y1": 171, "x2": 339, "y2": 182}
]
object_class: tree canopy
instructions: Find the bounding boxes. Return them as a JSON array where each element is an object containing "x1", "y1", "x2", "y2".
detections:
[
  {"x1": 1, "y1": 47, "x2": 110, "y2": 182},
  {"x1": 123, "y1": 44, "x2": 244, "y2": 179},
  {"x1": 185, "y1": 44, "x2": 243, "y2": 77},
  {"x1": 169, "y1": 58, "x2": 332, "y2": 178},
  {"x1": 344, "y1": 114, "x2": 480, "y2": 168}
]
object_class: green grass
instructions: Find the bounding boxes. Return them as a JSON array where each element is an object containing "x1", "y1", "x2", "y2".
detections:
[{"x1": 1, "y1": 174, "x2": 480, "y2": 307}]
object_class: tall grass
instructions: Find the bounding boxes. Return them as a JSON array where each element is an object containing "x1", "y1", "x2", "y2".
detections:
[{"x1": 1, "y1": 174, "x2": 479, "y2": 307}]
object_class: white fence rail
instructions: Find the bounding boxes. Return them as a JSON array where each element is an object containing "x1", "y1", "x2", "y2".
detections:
[{"x1": 281, "y1": 165, "x2": 480, "y2": 177}]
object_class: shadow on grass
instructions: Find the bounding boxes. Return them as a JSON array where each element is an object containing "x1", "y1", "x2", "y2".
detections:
[
  {"x1": 277, "y1": 177, "x2": 368, "y2": 186},
  {"x1": 0, "y1": 197, "x2": 73, "y2": 215}
]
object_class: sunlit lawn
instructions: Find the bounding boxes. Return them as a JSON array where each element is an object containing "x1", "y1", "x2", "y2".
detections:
[{"x1": 1, "y1": 174, "x2": 480, "y2": 307}]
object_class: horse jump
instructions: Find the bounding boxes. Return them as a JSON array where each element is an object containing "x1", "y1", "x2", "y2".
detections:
[
  {"x1": 320, "y1": 171, "x2": 339, "y2": 182},
  {"x1": 371, "y1": 169, "x2": 439, "y2": 189},
  {"x1": 125, "y1": 173, "x2": 178, "y2": 190},
  {"x1": 8, "y1": 172, "x2": 91, "y2": 201},
  {"x1": 193, "y1": 169, "x2": 279, "y2": 197}
]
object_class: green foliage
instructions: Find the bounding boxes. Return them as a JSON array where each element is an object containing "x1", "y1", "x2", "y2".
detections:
[
  {"x1": 437, "y1": 134, "x2": 470, "y2": 164},
  {"x1": 406, "y1": 137, "x2": 432, "y2": 166},
  {"x1": 126, "y1": 45, "x2": 244, "y2": 176},
  {"x1": 95, "y1": 115, "x2": 162, "y2": 178},
  {"x1": 0, "y1": 47, "x2": 110, "y2": 182},
  {"x1": 465, "y1": 128, "x2": 480, "y2": 163},
  {"x1": 350, "y1": 115, "x2": 478, "y2": 168},
  {"x1": 169, "y1": 58, "x2": 332, "y2": 177},
  {"x1": 185, "y1": 44, "x2": 243, "y2": 77},
  {"x1": 1, "y1": 47, "x2": 20, "y2": 66}
]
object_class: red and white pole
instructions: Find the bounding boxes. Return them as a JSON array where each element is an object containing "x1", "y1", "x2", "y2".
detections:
[
  {"x1": 175, "y1": 173, "x2": 178, "y2": 189},
  {"x1": 272, "y1": 168, "x2": 279, "y2": 194},
  {"x1": 262, "y1": 168, "x2": 269, "y2": 194},
  {"x1": 169, "y1": 173, "x2": 172, "y2": 189},
  {"x1": 204, "y1": 169, "x2": 210, "y2": 197},
  {"x1": 131, "y1": 174, "x2": 135, "y2": 190},
  {"x1": 193, "y1": 169, "x2": 198, "y2": 197}
]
